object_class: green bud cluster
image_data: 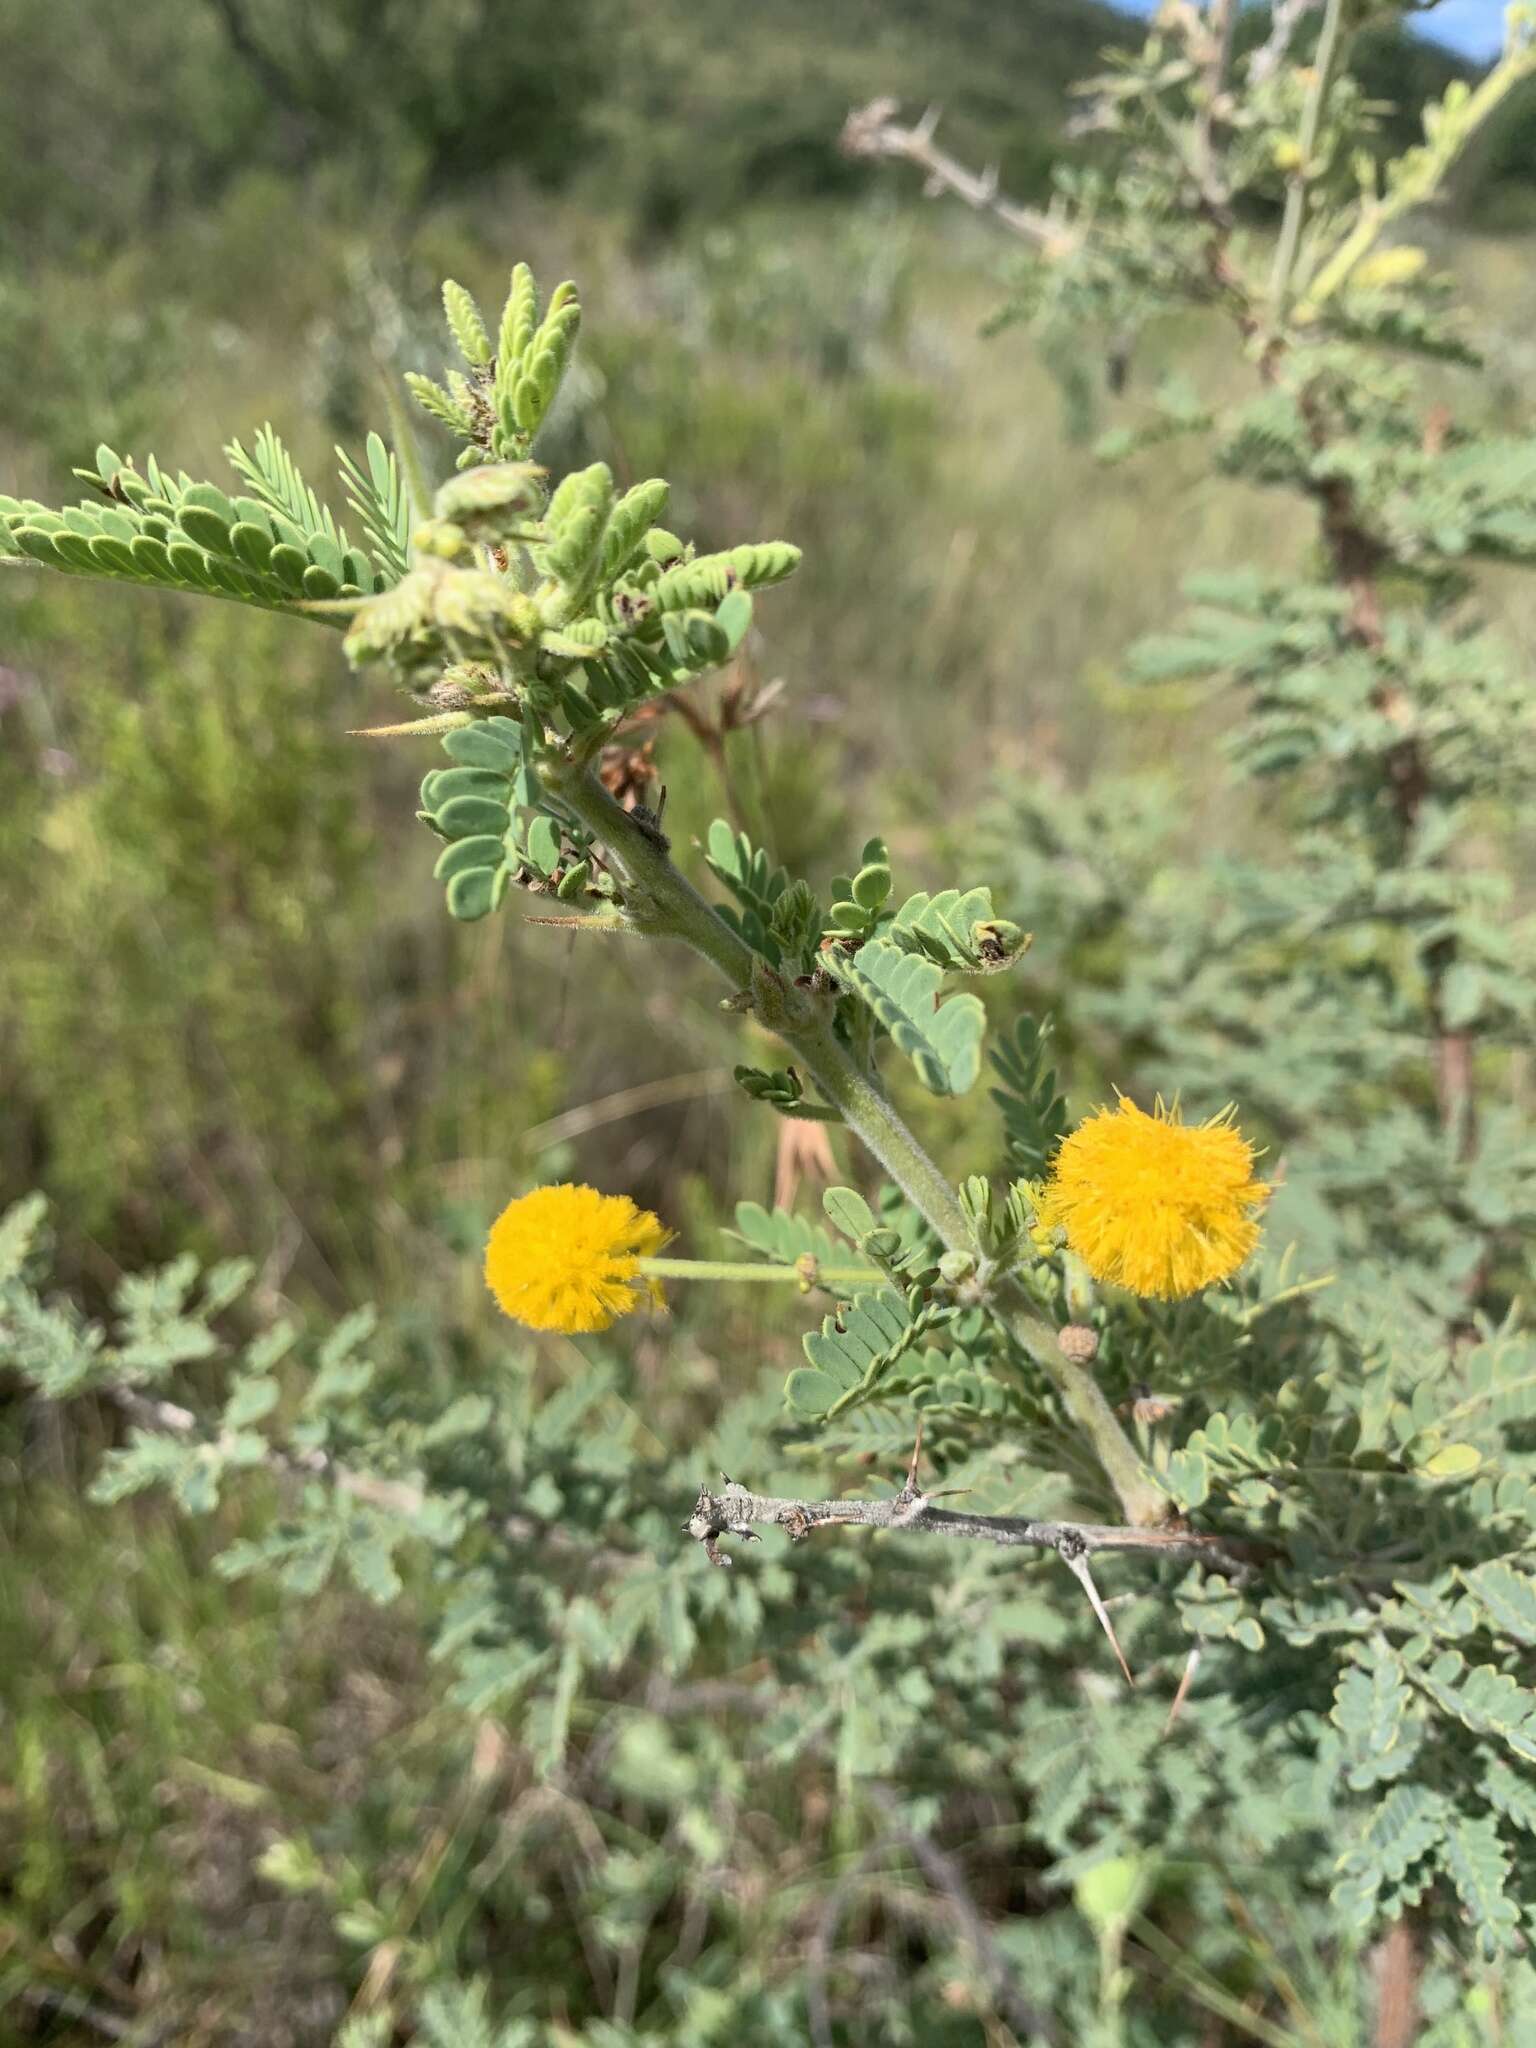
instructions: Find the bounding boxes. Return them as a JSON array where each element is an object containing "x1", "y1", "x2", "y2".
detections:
[
  {"x1": 406, "y1": 263, "x2": 582, "y2": 464},
  {"x1": 338, "y1": 449, "x2": 796, "y2": 754},
  {"x1": 334, "y1": 264, "x2": 802, "y2": 772}
]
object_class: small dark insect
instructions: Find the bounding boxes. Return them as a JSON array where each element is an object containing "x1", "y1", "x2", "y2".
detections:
[{"x1": 630, "y1": 784, "x2": 670, "y2": 850}]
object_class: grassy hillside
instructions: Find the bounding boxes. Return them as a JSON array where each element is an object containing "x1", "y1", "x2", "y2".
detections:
[{"x1": 1, "y1": 0, "x2": 1508, "y2": 264}]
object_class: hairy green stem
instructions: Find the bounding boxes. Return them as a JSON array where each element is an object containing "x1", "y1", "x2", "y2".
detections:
[
  {"x1": 545, "y1": 758, "x2": 757, "y2": 975},
  {"x1": 1003, "y1": 1284, "x2": 1168, "y2": 1526},
  {"x1": 546, "y1": 756, "x2": 1169, "y2": 1526},
  {"x1": 641, "y1": 1257, "x2": 882, "y2": 1288},
  {"x1": 785, "y1": 1013, "x2": 975, "y2": 1250}
]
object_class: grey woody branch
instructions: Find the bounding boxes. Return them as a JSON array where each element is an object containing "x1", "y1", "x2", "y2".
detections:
[
  {"x1": 686, "y1": 1446, "x2": 1265, "y2": 1686},
  {"x1": 840, "y1": 98, "x2": 1077, "y2": 255},
  {"x1": 1248, "y1": 0, "x2": 1323, "y2": 84},
  {"x1": 685, "y1": 1472, "x2": 1263, "y2": 1573}
]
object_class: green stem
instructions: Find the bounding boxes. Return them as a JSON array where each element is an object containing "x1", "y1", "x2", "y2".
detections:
[
  {"x1": 546, "y1": 756, "x2": 757, "y2": 985},
  {"x1": 547, "y1": 756, "x2": 1169, "y2": 1526},
  {"x1": 1302, "y1": 38, "x2": 1536, "y2": 311},
  {"x1": 1267, "y1": 0, "x2": 1344, "y2": 322},
  {"x1": 786, "y1": 1014, "x2": 975, "y2": 1251},
  {"x1": 642, "y1": 1257, "x2": 882, "y2": 1288},
  {"x1": 1003, "y1": 1284, "x2": 1168, "y2": 1527}
]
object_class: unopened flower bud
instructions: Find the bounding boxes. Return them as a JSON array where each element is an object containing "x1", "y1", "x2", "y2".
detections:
[
  {"x1": 412, "y1": 517, "x2": 471, "y2": 560},
  {"x1": 1057, "y1": 1323, "x2": 1099, "y2": 1365}
]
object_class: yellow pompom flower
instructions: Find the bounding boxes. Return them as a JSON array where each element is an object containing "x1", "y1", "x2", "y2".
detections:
[
  {"x1": 484, "y1": 1183, "x2": 670, "y2": 1334},
  {"x1": 1035, "y1": 1096, "x2": 1268, "y2": 1301}
]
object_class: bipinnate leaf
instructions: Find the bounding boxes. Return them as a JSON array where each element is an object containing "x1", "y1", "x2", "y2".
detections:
[{"x1": 837, "y1": 939, "x2": 987, "y2": 1095}]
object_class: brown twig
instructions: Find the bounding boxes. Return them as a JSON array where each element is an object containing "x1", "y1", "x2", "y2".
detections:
[
  {"x1": 1372, "y1": 1917, "x2": 1422, "y2": 2048},
  {"x1": 517, "y1": 1066, "x2": 737, "y2": 1153},
  {"x1": 840, "y1": 100, "x2": 1076, "y2": 255},
  {"x1": 867, "y1": 1787, "x2": 1062, "y2": 2044},
  {"x1": 206, "y1": 0, "x2": 320, "y2": 166},
  {"x1": 805, "y1": 1843, "x2": 886, "y2": 2048},
  {"x1": 16, "y1": 1984, "x2": 148, "y2": 2044},
  {"x1": 108, "y1": 1378, "x2": 1263, "y2": 1700},
  {"x1": 1302, "y1": 405, "x2": 1486, "y2": 1205},
  {"x1": 114, "y1": 1387, "x2": 429, "y2": 1517}
]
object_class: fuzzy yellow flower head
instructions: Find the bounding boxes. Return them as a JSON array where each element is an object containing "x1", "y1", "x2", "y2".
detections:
[
  {"x1": 484, "y1": 1183, "x2": 670, "y2": 1334},
  {"x1": 1035, "y1": 1096, "x2": 1268, "y2": 1301}
]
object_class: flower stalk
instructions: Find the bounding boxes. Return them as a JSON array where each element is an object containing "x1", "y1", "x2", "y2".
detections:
[{"x1": 639, "y1": 1256, "x2": 882, "y2": 1289}]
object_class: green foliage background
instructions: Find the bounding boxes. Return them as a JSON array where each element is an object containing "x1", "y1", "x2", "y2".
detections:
[{"x1": 4, "y1": 3, "x2": 1536, "y2": 2044}]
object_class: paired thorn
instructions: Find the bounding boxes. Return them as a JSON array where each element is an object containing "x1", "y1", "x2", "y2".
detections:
[
  {"x1": 1058, "y1": 1539, "x2": 1135, "y2": 1688},
  {"x1": 1165, "y1": 1644, "x2": 1201, "y2": 1733},
  {"x1": 901, "y1": 1421, "x2": 1136, "y2": 1689},
  {"x1": 904, "y1": 1416, "x2": 925, "y2": 1494},
  {"x1": 897, "y1": 1418, "x2": 966, "y2": 1509}
]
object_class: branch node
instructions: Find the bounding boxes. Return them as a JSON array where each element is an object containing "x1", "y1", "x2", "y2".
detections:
[{"x1": 687, "y1": 1486, "x2": 753, "y2": 1566}]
